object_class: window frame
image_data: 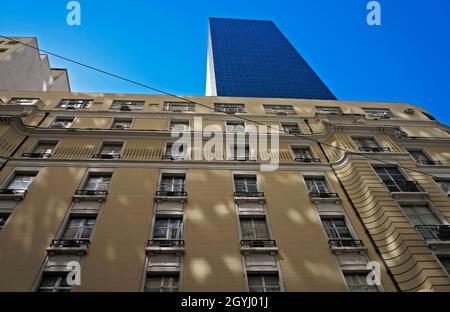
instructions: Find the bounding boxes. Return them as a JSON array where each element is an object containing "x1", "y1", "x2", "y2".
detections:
[
  {"x1": 57, "y1": 99, "x2": 92, "y2": 110},
  {"x1": 50, "y1": 116, "x2": 76, "y2": 128}
]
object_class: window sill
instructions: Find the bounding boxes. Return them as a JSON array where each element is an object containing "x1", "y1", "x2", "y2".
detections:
[
  {"x1": 329, "y1": 246, "x2": 368, "y2": 254},
  {"x1": 234, "y1": 196, "x2": 266, "y2": 204},
  {"x1": 309, "y1": 197, "x2": 341, "y2": 204},
  {"x1": 0, "y1": 193, "x2": 26, "y2": 201},
  {"x1": 423, "y1": 239, "x2": 450, "y2": 250},
  {"x1": 154, "y1": 195, "x2": 187, "y2": 203},
  {"x1": 240, "y1": 246, "x2": 278, "y2": 254}
]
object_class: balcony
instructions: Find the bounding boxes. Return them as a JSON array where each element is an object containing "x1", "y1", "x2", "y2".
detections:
[
  {"x1": 22, "y1": 152, "x2": 51, "y2": 158},
  {"x1": 146, "y1": 239, "x2": 185, "y2": 253},
  {"x1": 73, "y1": 189, "x2": 108, "y2": 202},
  {"x1": 309, "y1": 192, "x2": 340, "y2": 203},
  {"x1": 415, "y1": 225, "x2": 450, "y2": 245},
  {"x1": 230, "y1": 156, "x2": 256, "y2": 161},
  {"x1": 358, "y1": 147, "x2": 391, "y2": 153},
  {"x1": 155, "y1": 190, "x2": 187, "y2": 203},
  {"x1": 234, "y1": 191, "x2": 265, "y2": 203},
  {"x1": 47, "y1": 239, "x2": 90, "y2": 255},
  {"x1": 328, "y1": 238, "x2": 364, "y2": 248},
  {"x1": 0, "y1": 189, "x2": 28, "y2": 200},
  {"x1": 156, "y1": 190, "x2": 187, "y2": 197},
  {"x1": 416, "y1": 159, "x2": 443, "y2": 166},
  {"x1": 295, "y1": 157, "x2": 321, "y2": 163},
  {"x1": 92, "y1": 153, "x2": 120, "y2": 160}
]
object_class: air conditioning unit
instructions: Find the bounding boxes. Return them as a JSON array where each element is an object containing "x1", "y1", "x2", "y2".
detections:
[{"x1": 404, "y1": 108, "x2": 415, "y2": 115}]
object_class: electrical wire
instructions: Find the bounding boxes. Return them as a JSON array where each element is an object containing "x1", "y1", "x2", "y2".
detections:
[{"x1": 0, "y1": 35, "x2": 446, "y2": 180}]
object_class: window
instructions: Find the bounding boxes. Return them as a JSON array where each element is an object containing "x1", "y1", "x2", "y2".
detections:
[
  {"x1": 407, "y1": 149, "x2": 440, "y2": 165},
  {"x1": 38, "y1": 273, "x2": 72, "y2": 292},
  {"x1": 321, "y1": 217, "x2": 352, "y2": 240},
  {"x1": 247, "y1": 273, "x2": 281, "y2": 292},
  {"x1": 96, "y1": 142, "x2": 123, "y2": 159},
  {"x1": 422, "y1": 111, "x2": 436, "y2": 121},
  {"x1": 263, "y1": 104, "x2": 295, "y2": 115},
  {"x1": 230, "y1": 144, "x2": 253, "y2": 160},
  {"x1": 159, "y1": 174, "x2": 186, "y2": 193},
  {"x1": 363, "y1": 108, "x2": 392, "y2": 119},
  {"x1": 434, "y1": 179, "x2": 450, "y2": 195},
  {"x1": 8, "y1": 98, "x2": 40, "y2": 105},
  {"x1": 353, "y1": 137, "x2": 379, "y2": 150},
  {"x1": 374, "y1": 167, "x2": 420, "y2": 192},
  {"x1": 62, "y1": 217, "x2": 96, "y2": 240},
  {"x1": 58, "y1": 99, "x2": 92, "y2": 109},
  {"x1": 83, "y1": 173, "x2": 112, "y2": 191},
  {"x1": 51, "y1": 117, "x2": 74, "y2": 128},
  {"x1": 316, "y1": 106, "x2": 342, "y2": 114},
  {"x1": 0, "y1": 48, "x2": 7, "y2": 53},
  {"x1": 163, "y1": 102, "x2": 195, "y2": 112},
  {"x1": 170, "y1": 120, "x2": 189, "y2": 131},
  {"x1": 6, "y1": 173, "x2": 36, "y2": 192},
  {"x1": 304, "y1": 177, "x2": 330, "y2": 194},
  {"x1": 344, "y1": 273, "x2": 379, "y2": 292},
  {"x1": 292, "y1": 147, "x2": 317, "y2": 162},
  {"x1": 110, "y1": 100, "x2": 144, "y2": 111},
  {"x1": 400, "y1": 204, "x2": 441, "y2": 226},
  {"x1": 214, "y1": 103, "x2": 245, "y2": 113},
  {"x1": 438, "y1": 257, "x2": 450, "y2": 275},
  {"x1": 240, "y1": 218, "x2": 270, "y2": 240},
  {"x1": 153, "y1": 217, "x2": 183, "y2": 240},
  {"x1": 25, "y1": 141, "x2": 57, "y2": 158},
  {"x1": 111, "y1": 118, "x2": 132, "y2": 129},
  {"x1": 282, "y1": 123, "x2": 301, "y2": 135},
  {"x1": 163, "y1": 143, "x2": 188, "y2": 160},
  {"x1": 226, "y1": 121, "x2": 245, "y2": 133},
  {"x1": 0, "y1": 214, "x2": 9, "y2": 230},
  {"x1": 234, "y1": 175, "x2": 258, "y2": 193},
  {"x1": 144, "y1": 274, "x2": 179, "y2": 292}
]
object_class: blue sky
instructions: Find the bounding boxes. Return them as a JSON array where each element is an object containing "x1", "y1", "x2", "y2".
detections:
[{"x1": 1, "y1": 0, "x2": 449, "y2": 123}]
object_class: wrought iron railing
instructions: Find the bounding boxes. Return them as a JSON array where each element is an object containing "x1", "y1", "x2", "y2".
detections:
[
  {"x1": 22, "y1": 152, "x2": 52, "y2": 158},
  {"x1": 50, "y1": 239, "x2": 91, "y2": 248},
  {"x1": 240, "y1": 240, "x2": 276, "y2": 248},
  {"x1": 148, "y1": 239, "x2": 185, "y2": 247},
  {"x1": 416, "y1": 159, "x2": 443, "y2": 166},
  {"x1": 295, "y1": 157, "x2": 321, "y2": 163},
  {"x1": 92, "y1": 153, "x2": 121, "y2": 160},
  {"x1": 75, "y1": 189, "x2": 108, "y2": 196},
  {"x1": 358, "y1": 147, "x2": 391, "y2": 152},
  {"x1": 0, "y1": 189, "x2": 28, "y2": 195},
  {"x1": 308, "y1": 192, "x2": 339, "y2": 199},
  {"x1": 415, "y1": 225, "x2": 450, "y2": 241},
  {"x1": 390, "y1": 180, "x2": 421, "y2": 192},
  {"x1": 328, "y1": 238, "x2": 364, "y2": 248},
  {"x1": 156, "y1": 190, "x2": 187, "y2": 197},
  {"x1": 234, "y1": 191, "x2": 265, "y2": 198}
]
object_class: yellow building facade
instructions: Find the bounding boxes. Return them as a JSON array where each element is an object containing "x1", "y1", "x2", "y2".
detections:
[{"x1": 0, "y1": 91, "x2": 449, "y2": 292}]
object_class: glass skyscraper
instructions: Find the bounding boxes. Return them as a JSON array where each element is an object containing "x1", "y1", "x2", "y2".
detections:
[{"x1": 206, "y1": 17, "x2": 336, "y2": 100}]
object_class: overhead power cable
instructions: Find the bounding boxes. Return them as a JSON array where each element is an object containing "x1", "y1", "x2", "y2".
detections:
[{"x1": 0, "y1": 35, "x2": 445, "y2": 180}]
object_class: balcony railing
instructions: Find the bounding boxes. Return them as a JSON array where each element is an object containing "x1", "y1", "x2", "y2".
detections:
[
  {"x1": 148, "y1": 239, "x2": 185, "y2": 248},
  {"x1": 75, "y1": 189, "x2": 108, "y2": 196},
  {"x1": 161, "y1": 155, "x2": 188, "y2": 161},
  {"x1": 240, "y1": 239, "x2": 276, "y2": 248},
  {"x1": 328, "y1": 238, "x2": 364, "y2": 248},
  {"x1": 22, "y1": 152, "x2": 52, "y2": 158},
  {"x1": 50, "y1": 239, "x2": 91, "y2": 248},
  {"x1": 230, "y1": 156, "x2": 256, "y2": 161},
  {"x1": 295, "y1": 157, "x2": 321, "y2": 163},
  {"x1": 389, "y1": 181, "x2": 421, "y2": 193},
  {"x1": 308, "y1": 192, "x2": 339, "y2": 199},
  {"x1": 155, "y1": 190, "x2": 187, "y2": 197},
  {"x1": 415, "y1": 225, "x2": 450, "y2": 241},
  {"x1": 92, "y1": 153, "x2": 121, "y2": 160},
  {"x1": 0, "y1": 189, "x2": 28, "y2": 195},
  {"x1": 416, "y1": 159, "x2": 443, "y2": 166},
  {"x1": 234, "y1": 191, "x2": 264, "y2": 198},
  {"x1": 358, "y1": 146, "x2": 391, "y2": 152}
]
